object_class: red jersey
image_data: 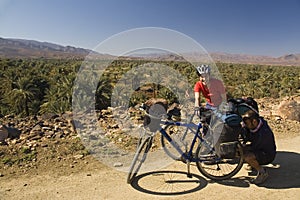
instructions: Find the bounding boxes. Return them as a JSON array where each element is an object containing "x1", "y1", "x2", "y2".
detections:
[{"x1": 194, "y1": 78, "x2": 225, "y2": 107}]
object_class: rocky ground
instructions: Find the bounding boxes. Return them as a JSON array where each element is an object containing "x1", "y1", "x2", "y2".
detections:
[{"x1": 0, "y1": 97, "x2": 299, "y2": 199}]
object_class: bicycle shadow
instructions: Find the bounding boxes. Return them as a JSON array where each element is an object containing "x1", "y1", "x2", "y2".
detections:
[
  {"x1": 214, "y1": 151, "x2": 300, "y2": 189},
  {"x1": 130, "y1": 170, "x2": 208, "y2": 196},
  {"x1": 130, "y1": 151, "x2": 299, "y2": 195}
]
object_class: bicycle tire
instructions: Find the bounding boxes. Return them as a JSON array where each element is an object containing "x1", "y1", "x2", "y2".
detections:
[
  {"x1": 161, "y1": 124, "x2": 194, "y2": 161},
  {"x1": 127, "y1": 137, "x2": 152, "y2": 184},
  {"x1": 196, "y1": 142, "x2": 244, "y2": 180}
]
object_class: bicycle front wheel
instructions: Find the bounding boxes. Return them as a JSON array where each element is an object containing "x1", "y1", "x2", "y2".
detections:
[
  {"x1": 196, "y1": 142, "x2": 244, "y2": 180},
  {"x1": 127, "y1": 137, "x2": 152, "y2": 184}
]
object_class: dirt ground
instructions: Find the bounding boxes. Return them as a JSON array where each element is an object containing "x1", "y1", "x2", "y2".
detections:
[
  {"x1": 1, "y1": 96, "x2": 300, "y2": 200},
  {"x1": 0, "y1": 132, "x2": 299, "y2": 200}
]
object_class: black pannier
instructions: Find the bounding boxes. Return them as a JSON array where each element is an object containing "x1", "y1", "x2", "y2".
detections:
[
  {"x1": 228, "y1": 97, "x2": 259, "y2": 115},
  {"x1": 214, "y1": 114, "x2": 242, "y2": 158},
  {"x1": 219, "y1": 141, "x2": 238, "y2": 159}
]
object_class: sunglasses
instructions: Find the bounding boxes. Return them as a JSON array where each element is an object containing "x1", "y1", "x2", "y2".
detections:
[
  {"x1": 242, "y1": 116, "x2": 252, "y2": 122},
  {"x1": 200, "y1": 74, "x2": 209, "y2": 78}
]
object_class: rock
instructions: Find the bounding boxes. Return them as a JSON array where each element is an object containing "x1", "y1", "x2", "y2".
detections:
[
  {"x1": 0, "y1": 125, "x2": 9, "y2": 142},
  {"x1": 55, "y1": 132, "x2": 64, "y2": 139},
  {"x1": 111, "y1": 124, "x2": 119, "y2": 129},
  {"x1": 113, "y1": 162, "x2": 123, "y2": 167},
  {"x1": 276, "y1": 99, "x2": 300, "y2": 121},
  {"x1": 31, "y1": 124, "x2": 42, "y2": 132},
  {"x1": 31, "y1": 135, "x2": 42, "y2": 141},
  {"x1": 74, "y1": 154, "x2": 84, "y2": 159},
  {"x1": 41, "y1": 143, "x2": 48, "y2": 147},
  {"x1": 275, "y1": 116, "x2": 282, "y2": 121},
  {"x1": 6, "y1": 126, "x2": 21, "y2": 139}
]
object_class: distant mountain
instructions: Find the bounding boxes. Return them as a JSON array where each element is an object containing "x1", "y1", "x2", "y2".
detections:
[
  {"x1": 0, "y1": 37, "x2": 299, "y2": 65},
  {"x1": 138, "y1": 52, "x2": 300, "y2": 66},
  {"x1": 210, "y1": 52, "x2": 300, "y2": 66},
  {"x1": 0, "y1": 37, "x2": 97, "y2": 59}
]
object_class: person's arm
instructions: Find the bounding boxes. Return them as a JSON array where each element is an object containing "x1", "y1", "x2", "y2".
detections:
[
  {"x1": 221, "y1": 93, "x2": 227, "y2": 102},
  {"x1": 194, "y1": 91, "x2": 201, "y2": 107}
]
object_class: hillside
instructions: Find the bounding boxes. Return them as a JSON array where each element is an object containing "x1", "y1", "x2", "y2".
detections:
[
  {"x1": 1, "y1": 37, "x2": 300, "y2": 65},
  {"x1": 210, "y1": 52, "x2": 300, "y2": 66},
  {"x1": 0, "y1": 37, "x2": 93, "y2": 59}
]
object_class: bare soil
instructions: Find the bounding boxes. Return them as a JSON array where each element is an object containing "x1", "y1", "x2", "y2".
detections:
[
  {"x1": 0, "y1": 98, "x2": 299, "y2": 200},
  {"x1": 0, "y1": 135, "x2": 299, "y2": 200}
]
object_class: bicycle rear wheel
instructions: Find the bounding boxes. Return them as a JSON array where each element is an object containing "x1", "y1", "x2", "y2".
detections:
[
  {"x1": 196, "y1": 142, "x2": 244, "y2": 180},
  {"x1": 127, "y1": 136, "x2": 152, "y2": 184},
  {"x1": 161, "y1": 124, "x2": 195, "y2": 161}
]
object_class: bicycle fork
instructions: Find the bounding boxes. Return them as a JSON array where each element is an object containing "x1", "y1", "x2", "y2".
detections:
[
  {"x1": 185, "y1": 124, "x2": 202, "y2": 179},
  {"x1": 186, "y1": 160, "x2": 192, "y2": 178}
]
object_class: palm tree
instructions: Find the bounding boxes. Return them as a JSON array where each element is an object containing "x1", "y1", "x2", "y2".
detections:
[
  {"x1": 95, "y1": 76, "x2": 113, "y2": 109},
  {"x1": 7, "y1": 77, "x2": 38, "y2": 116},
  {"x1": 235, "y1": 84, "x2": 246, "y2": 97},
  {"x1": 40, "y1": 74, "x2": 75, "y2": 114}
]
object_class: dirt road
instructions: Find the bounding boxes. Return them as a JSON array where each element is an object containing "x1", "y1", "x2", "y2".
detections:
[{"x1": 1, "y1": 136, "x2": 299, "y2": 200}]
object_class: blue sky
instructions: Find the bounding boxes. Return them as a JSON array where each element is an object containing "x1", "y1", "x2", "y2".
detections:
[{"x1": 0, "y1": 0, "x2": 300, "y2": 57}]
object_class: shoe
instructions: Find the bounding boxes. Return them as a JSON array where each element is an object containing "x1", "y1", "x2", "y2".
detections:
[{"x1": 252, "y1": 169, "x2": 268, "y2": 185}]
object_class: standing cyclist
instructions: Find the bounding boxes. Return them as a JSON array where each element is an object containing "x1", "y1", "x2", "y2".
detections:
[{"x1": 194, "y1": 64, "x2": 226, "y2": 113}]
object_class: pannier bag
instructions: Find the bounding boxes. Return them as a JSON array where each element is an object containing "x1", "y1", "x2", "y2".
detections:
[
  {"x1": 228, "y1": 97, "x2": 259, "y2": 115},
  {"x1": 219, "y1": 141, "x2": 238, "y2": 159},
  {"x1": 214, "y1": 114, "x2": 242, "y2": 158}
]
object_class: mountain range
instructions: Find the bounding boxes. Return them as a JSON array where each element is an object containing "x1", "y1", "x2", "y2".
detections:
[
  {"x1": 0, "y1": 37, "x2": 93, "y2": 59},
  {"x1": 0, "y1": 37, "x2": 299, "y2": 66}
]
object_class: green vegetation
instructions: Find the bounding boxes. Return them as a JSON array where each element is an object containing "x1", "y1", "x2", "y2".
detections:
[
  {"x1": 0, "y1": 58, "x2": 299, "y2": 116},
  {"x1": 218, "y1": 62, "x2": 300, "y2": 99}
]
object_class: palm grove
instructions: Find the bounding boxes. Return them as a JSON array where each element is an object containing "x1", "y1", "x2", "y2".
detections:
[{"x1": 0, "y1": 58, "x2": 299, "y2": 117}]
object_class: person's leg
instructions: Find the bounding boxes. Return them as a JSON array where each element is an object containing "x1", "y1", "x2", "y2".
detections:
[
  {"x1": 244, "y1": 152, "x2": 268, "y2": 184},
  {"x1": 244, "y1": 152, "x2": 263, "y2": 172}
]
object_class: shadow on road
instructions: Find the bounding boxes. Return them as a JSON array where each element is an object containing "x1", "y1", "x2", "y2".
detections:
[
  {"x1": 130, "y1": 170, "x2": 208, "y2": 196},
  {"x1": 262, "y1": 151, "x2": 300, "y2": 189},
  {"x1": 214, "y1": 151, "x2": 300, "y2": 189},
  {"x1": 130, "y1": 151, "x2": 299, "y2": 195}
]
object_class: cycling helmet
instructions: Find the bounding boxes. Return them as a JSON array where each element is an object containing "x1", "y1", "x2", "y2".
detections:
[{"x1": 196, "y1": 64, "x2": 211, "y2": 75}]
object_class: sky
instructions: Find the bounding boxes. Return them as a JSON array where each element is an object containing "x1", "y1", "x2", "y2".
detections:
[{"x1": 0, "y1": 0, "x2": 300, "y2": 57}]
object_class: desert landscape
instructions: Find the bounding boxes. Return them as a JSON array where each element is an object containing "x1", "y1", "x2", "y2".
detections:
[
  {"x1": 0, "y1": 37, "x2": 299, "y2": 200},
  {"x1": 1, "y1": 1, "x2": 300, "y2": 199},
  {"x1": 0, "y1": 95, "x2": 299, "y2": 200}
]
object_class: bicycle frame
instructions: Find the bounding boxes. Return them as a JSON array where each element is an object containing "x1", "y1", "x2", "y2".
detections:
[{"x1": 158, "y1": 117, "x2": 216, "y2": 163}]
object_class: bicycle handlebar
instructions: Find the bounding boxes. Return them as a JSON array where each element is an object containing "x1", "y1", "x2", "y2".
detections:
[{"x1": 140, "y1": 103, "x2": 211, "y2": 121}]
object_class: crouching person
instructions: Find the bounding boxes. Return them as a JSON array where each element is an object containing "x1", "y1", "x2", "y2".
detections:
[{"x1": 242, "y1": 110, "x2": 276, "y2": 185}]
